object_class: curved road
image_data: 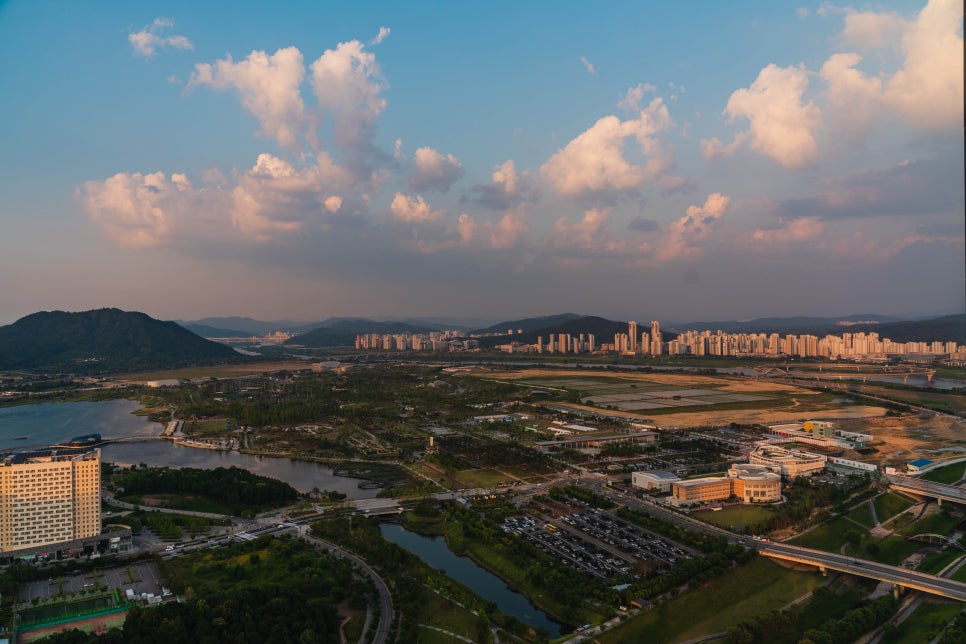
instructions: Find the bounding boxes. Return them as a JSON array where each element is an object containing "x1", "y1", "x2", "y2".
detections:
[{"x1": 302, "y1": 534, "x2": 393, "y2": 644}]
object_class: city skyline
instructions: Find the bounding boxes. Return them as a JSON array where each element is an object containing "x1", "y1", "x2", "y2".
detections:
[{"x1": 0, "y1": 1, "x2": 962, "y2": 325}]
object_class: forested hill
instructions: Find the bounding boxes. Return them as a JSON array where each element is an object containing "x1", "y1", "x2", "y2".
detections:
[{"x1": 0, "y1": 308, "x2": 245, "y2": 373}]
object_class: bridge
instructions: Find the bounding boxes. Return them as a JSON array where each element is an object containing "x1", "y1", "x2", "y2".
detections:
[
  {"x1": 752, "y1": 364, "x2": 936, "y2": 383},
  {"x1": 887, "y1": 475, "x2": 966, "y2": 506},
  {"x1": 758, "y1": 541, "x2": 966, "y2": 601}
]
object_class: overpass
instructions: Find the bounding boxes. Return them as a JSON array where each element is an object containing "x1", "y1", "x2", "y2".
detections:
[
  {"x1": 887, "y1": 475, "x2": 966, "y2": 506},
  {"x1": 758, "y1": 541, "x2": 966, "y2": 602}
]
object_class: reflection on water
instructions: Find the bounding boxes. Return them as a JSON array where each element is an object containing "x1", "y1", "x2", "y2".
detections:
[
  {"x1": 380, "y1": 523, "x2": 562, "y2": 636},
  {"x1": 0, "y1": 400, "x2": 379, "y2": 497}
]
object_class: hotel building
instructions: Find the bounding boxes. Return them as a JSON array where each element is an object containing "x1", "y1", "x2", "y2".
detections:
[{"x1": 0, "y1": 448, "x2": 101, "y2": 555}]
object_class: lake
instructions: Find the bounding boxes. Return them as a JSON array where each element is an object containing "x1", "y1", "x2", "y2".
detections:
[
  {"x1": 0, "y1": 400, "x2": 379, "y2": 497},
  {"x1": 380, "y1": 522, "x2": 562, "y2": 636}
]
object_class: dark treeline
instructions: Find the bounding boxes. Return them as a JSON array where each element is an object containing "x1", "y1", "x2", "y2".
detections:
[{"x1": 113, "y1": 466, "x2": 298, "y2": 514}]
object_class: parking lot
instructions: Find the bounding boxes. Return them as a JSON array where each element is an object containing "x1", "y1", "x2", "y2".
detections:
[
  {"x1": 19, "y1": 561, "x2": 167, "y2": 602},
  {"x1": 503, "y1": 508, "x2": 696, "y2": 579}
]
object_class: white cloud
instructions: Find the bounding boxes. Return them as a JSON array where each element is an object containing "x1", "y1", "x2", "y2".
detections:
[
  {"x1": 390, "y1": 193, "x2": 443, "y2": 223},
  {"x1": 310, "y1": 40, "x2": 387, "y2": 152},
  {"x1": 370, "y1": 26, "x2": 391, "y2": 45},
  {"x1": 552, "y1": 207, "x2": 612, "y2": 250},
  {"x1": 408, "y1": 147, "x2": 464, "y2": 192},
  {"x1": 840, "y1": 9, "x2": 908, "y2": 49},
  {"x1": 324, "y1": 196, "x2": 343, "y2": 212},
  {"x1": 190, "y1": 47, "x2": 306, "y2": 148},
  {"x1": 488, "y1": 206, "x2": 529, "y2": 249},
  {"x1": 699, "y1": 133, "x2": 747, "y2": 161},
  {"x1": 653, "y1": 193, "x2": 730, "y2": 263},
  {"x1": 457, "y1": 214, "x2": 478, "y2": 245},
  {"x1": 231, "y1": 154, "x2": 330, "y2": 240},
  {"x1": 579, "y1": 56, "x2": 597, "y2": 75},
  {"x1": 723, "y1": 64, "x2": 821, "y2": 169},
  {"x1": 883, "y1": 0, "x2": 963, "y2": 131},
  {"x1": 540, "y1": 98, "x2": 674, "y2": 197},
  {"x1": 129, "y1": 18, "x2": 193, "y2": 57},
  {"x1": 617, "y1": 83, "x2": 657, "y2": 113},
  {"x1": 753, "y1": 217, "x2": 825, "y2": 244},
  {"x1": 469, "y1": 160, "x2": 532, "y2": 209},
  {"x1": 78, "y1": 172, "x2": 179, "y2": 247},
  {"x1": 819, "y1": 53, "x2": 883, "y2": 142}
]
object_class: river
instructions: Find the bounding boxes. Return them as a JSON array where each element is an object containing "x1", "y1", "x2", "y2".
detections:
[
  {"x1": 0, "y1": 400, "x2": 379, "y2": 497},
  {"x1": 379, "y1": 523, "x2": 562, "y2": 636}
]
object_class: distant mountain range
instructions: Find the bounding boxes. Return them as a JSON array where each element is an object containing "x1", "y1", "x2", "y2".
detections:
[
  {"x1": 287, "y1": 319, "x2": 439, "y2": 347},
  {"x1": 0, "y1": 308, "x2": 245, "y2": 373},
  {"x1": 179, "y1": 315, "x2": 494, "y2": 340}
]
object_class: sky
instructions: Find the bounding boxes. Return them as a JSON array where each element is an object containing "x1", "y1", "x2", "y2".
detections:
[{"x1": 0, "y1": 0, "x2": 962, "y2": 325}]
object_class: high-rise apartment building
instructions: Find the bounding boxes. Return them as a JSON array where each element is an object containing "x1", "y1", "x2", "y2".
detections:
[
  {"x1": 628, "y1": 321, "x2": 638, "y2": 353},
  {"x1": 0, "y1": 448, "x2": 101, "y2": 554}
]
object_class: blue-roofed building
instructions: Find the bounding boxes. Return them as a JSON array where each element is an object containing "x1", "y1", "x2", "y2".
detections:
[{"x1": 907, "y1": 458, "x2": 933, "y2": 472}]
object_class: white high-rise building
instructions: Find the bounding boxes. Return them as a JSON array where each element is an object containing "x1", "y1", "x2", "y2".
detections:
[{"x1": 1, "y1": 448, "x2": 101, "y2": 554}]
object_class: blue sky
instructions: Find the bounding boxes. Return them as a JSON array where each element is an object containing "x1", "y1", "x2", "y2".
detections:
[{"x1": 0, "y1": 0, "x2": 962, "y2": 324}]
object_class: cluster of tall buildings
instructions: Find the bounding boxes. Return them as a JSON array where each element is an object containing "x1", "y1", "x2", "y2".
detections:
[{"x1": 356, "y1": 319, "x2": 961, "y2": 361}]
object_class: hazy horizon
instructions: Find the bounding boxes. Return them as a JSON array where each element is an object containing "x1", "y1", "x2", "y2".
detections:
[{"x1": 1, "y1": 1, "x2": 962, "y2": 325}]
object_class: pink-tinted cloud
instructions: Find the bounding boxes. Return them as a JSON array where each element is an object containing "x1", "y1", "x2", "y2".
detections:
[
  {"x1": 129, "y1": 18, "x2": 193, "y2": 57},
  {"x1": 190, "y1": 47, "x2": 306, "y2": 148},
  {"x1": 390, "y1": 193, "x2": 443, "y2": 223},
  {"x1": 653, "y1": 192, "x2": 730, "y2": 263},
  {"x1": 408, "y1": 147, "x2": 464, "y2": 192},
  {"x1": 753, "y1": 217, "x2": 825, "y2": 244},
  {"x1": 540, "y1": 98, "x2": 674, "y2": 197}
]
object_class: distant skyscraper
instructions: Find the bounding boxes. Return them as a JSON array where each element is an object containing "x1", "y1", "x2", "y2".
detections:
[
  {"x1": 628, "y1": 321, "x2": 638, "y2": 353},
  {"x1": 650, "y1": 320, "x2": 662, "y2": 355}
]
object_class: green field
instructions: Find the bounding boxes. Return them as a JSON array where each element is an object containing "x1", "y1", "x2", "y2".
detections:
[
  {"x1": 845, "y1": 502, "x2": 876, "y2": 528},
  {"x1": 921, "y1": 461, "x2": 966, "y2": 484},
  {"x1": 873, "y1": 493, "x2": 912, "y2": 523},
  {"x1": 455, "y1": 468, "x2": 514, "y2": 488},
  {"x1": 595, "y1": 557, "x2": 820, "y2": 643},
  {"x1": 918, "y1": 549, "x2": 964, "y2": 575},
  {"x1": 892, "y1": 602, "x2": 964, "y2": 644},
  {"x1": 789, "y1": 516, "x2": 858, "y2": 552},
  {"x1": 692, "y1": 505, "x2": 775, "y2": 530}
]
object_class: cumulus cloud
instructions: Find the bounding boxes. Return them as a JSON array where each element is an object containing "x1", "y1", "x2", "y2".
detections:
[
  {"x1": 310, "y1": 40, "x2": 387, "y2": 153},
  {"x1": 324, "y1": 195, "x2": 343, "y2": 212},
  {"x1": 129, "y1": 18, "x2": 193, "y2": 57},
  {"x1": 617, "y1": 83, "x2": 657, "y2": 113},
  {"x1": 540, "y1": 98, "x2": 674, "y2": 197},
  {"x1": 78, "y1": 172, "x2": 183, "y2": 247},
  {"x1": 699, "y1": 133, "x2": 747, "y2": 161},
  {"x1": 408, "y1": 147, "x2": 464, "y2": 192},
  {"x1": 190, "y1": 48, "x2": 306, "y2": 148},
  {"x1": 579, "y1": 56, "x2": 597, "y2": 75},
  {"x1": 370, "y1": 26, "x2": 391, "y2": 45},
  {"x1": 839, "y1": 8, "x2": 908, "y2": 49},
  {"x1": 457, "y1": 213, "x2": 478, "y2": 245},
  {"x1": 390, "y1": 193, "x2": 443, "y2": 223},
  {"x1": 467, "y1": 160, "x2": 531, "y2": 209},
  {"x1": 653, "y1": 193, "x2": 730, "y2": 263},
  {"x1": 552, "y1": 208, "x2": 613, "y2": 251},
  {"x1": 488, "y1": 206, "x2": 529, "y2": 249},
  {"x1": 721, "y1": 64, "x2": 821, "y2": 169},
  {"x1": 818, "y1": 53, "x2": 883, "y2": 142},
  {"x1": 753, "y1": 217, "x2": 825, "y2": 244},
  {"x1": 883, "y1": 0, "x2": 963, "y2": 131}
]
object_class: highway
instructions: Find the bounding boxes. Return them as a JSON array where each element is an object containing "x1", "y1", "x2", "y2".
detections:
[
  {"x1": 757, "y1": 541, "x2": 966, "y2": 602},
  {"x1": 887, "y1": 475, "x2": 966, "y2": 505}
]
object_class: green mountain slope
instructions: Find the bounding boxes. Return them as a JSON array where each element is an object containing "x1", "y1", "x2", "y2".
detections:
[{"x1": 0, "y1": 308, "x2": 245, "y2": 373}]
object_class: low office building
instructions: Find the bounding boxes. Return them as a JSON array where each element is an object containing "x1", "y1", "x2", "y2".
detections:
[
  {"x1": 632, "y1": 470, "x2": 680, "y2": 493},
  {"x1": 671, "y1": 477, "x2": 733, "y2": 506},
  {"x1": 749, "y1": 445, "x2": 826, "y2": 479},
  {"x1": 0, "y1": 448, "x2": 101, "y2": 555},
  {"x1": 728, "y1": 464, "x2": 782, "y2": 503}
]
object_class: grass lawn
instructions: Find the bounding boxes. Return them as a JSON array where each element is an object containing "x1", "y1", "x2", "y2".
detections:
[
  {"x1": 865, "y1": 535, "x2": 921, "y2": 565},
  {"x1": 892, "y1": 602, "x2": 964, "y2": 644},
  {"x1": 918, "y1": 550, "x2": 965, "y2": 575},
  {"x1": 921, "y1": 462, "x2": 966, "y2": 484},
  {"x1": 874, "y1": 493, "x2": 912, "y2": 523},
  {"x1": 420, "y1": 592, "x2": 484, "y2": 640},
  {"x1": 455, "y1": 468, "x2": 514, "y2": 488},
  {"x1": 595, "y1": 557, "x2": 821, "y2": 644},
  {"x1": 692, "y1": 505, "x2": 775, "y2": 530},
  {"x1": 899, "y1": 510, "x2": 962, "y2": 538},
  {"x1": 845, "y1": 502, "x2": 876, "y2": 529},
  {"x1": 789, "y1": 516, "x2": 864, "y2": 552},
  {"x1": 342, "y1": 614, "x2": 364, "y2": 642},
  {"x1": 186, "y1": 418, "x2": 232, "y2": 436},
  {"x1": 795, "y1": 583, "x2": 867, "y2": 632}
]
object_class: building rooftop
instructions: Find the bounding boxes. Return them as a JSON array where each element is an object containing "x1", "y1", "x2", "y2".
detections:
[{"x1": 908, "y1": 458, "x2": 933, "y2": 468}]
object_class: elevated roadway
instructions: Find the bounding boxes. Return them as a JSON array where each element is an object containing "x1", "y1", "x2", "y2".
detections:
[
  {"x1": 758, "y1": 541, "x2": 966, "y2": 602},
  {"x1": 887, "y1": 475, "x2": 966, "y2": 506}
]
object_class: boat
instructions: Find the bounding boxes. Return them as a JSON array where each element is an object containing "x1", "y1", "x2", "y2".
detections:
[{"x1": 13, "y1": 436, "x2": 28, "y2": 440}]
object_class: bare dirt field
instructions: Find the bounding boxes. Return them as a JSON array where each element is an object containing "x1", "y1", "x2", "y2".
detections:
[
  {"x1": 478, "y1": 367, "x2": 888, "y2": 428},
  {"x1": 837, "y1": 415, "x2": 966, "y2": 467}
]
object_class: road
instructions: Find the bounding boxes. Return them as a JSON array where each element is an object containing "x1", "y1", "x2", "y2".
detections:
[
  {"x1": 758, "y1": 541, "x2": 966, "y2": 602},
  {"x1": 886, "y1": 475, "x2": 966, "y2": 506},
  {"x1": 302, "y1": 534, "x2": 393, "y2": 644}
]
